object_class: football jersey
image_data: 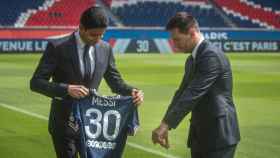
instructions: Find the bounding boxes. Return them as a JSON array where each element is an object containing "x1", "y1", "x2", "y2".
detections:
[{"x1": 72, "y1": 90, "x2": 139, "y2": 158}]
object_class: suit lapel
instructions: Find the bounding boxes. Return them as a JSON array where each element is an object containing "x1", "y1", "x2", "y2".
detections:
[
  {"x1": 195, "y1": 40, "x2": 208, "y2": 59},
  {"x1": 174, "y1": 40, "x2": 208, "y2": 103},
  {"x1": 179, "y1": 39, "x2": 208, "y2": 91},
  {"x1": 67, "y1": 33, "x2": 83, "y2": 83},
  {"x1": 188, "y1": 40, "x2": 208, "y2": 81}
]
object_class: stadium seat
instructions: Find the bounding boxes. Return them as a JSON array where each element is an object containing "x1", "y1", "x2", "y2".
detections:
[
  {"x1": 25, "y1": 0, "x2": 96, "y2": 27},
  {"x1": 110, "y1": 0, "x2": 229, "y2": 27},
  {"x1": 0, "y1": 0, "x2": 278, "y2": 29},
  {"x1": 214, "y1": 0, "x2": 280, "y2": 29},
  {"x1": 247, "y1": 0, "x2": 280, "y2": 12},
  {"x1": 0, "y1": 0, "x2": 44, "y2": 26}
]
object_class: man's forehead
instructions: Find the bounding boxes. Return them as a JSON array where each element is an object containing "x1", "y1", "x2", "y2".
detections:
[
  {"x1": 87, "y1": 28, "x2": 106, "y2": 34},
  {"x1": 170, "y1": 28, "x2": 182, "y2": 37}
]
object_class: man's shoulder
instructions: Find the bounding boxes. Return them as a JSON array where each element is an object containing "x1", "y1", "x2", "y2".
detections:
[
  {"x1": 48, "y1": 33, "x2": 74, "y2": 48},
  {"x1": 97, "y1": 40, "x2": 111, "y2": 49},
  {"x1": 196, "y1": 40, "x2": 231, "y2": 69},
  {"x1": 201, "y1": 41, "x2": 231, "y2": 70},
  {"x1": 198, "y1": 41, "x2": 225, "y2": 59}
]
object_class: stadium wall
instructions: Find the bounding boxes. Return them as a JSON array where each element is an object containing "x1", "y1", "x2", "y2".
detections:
[{"x1": 0, "y1": 28, "x2": 279, "y2": 53}]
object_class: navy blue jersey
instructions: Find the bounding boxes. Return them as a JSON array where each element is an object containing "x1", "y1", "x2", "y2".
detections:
[{"x1": 72, "y1": 91, "x2": 139, "y2": 158}]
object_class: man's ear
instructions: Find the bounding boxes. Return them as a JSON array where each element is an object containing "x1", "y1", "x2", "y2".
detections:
[
  {"x1": 189, "y1": 27, "x2": 196, "y2": 37},
  {"x1": 79, "y1": 24, "x2": 85, "y2": 32}
]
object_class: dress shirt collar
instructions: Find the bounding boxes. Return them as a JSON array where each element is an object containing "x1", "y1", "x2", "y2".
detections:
[
  {"x1": 192, "y1": 35, "x2": 204, "y2": 59},
  {"x1": 75, "y1": 30, "x2": 86, "y2": 48}
]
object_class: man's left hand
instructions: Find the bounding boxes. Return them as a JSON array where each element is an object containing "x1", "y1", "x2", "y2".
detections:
[{"x1": 131, "y1": 89, "x2": 144, "y2": 106}]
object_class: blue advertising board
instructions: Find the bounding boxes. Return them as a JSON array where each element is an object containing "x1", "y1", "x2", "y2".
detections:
[
  {"x1": 0, "y1": 39, "x2": 48, "y2": 52},
  {"x1": 0, "y1": 28, "x2": 279, "y2": 53},
  {"x1": 103, "y1": 28, "x2": 280, "y2": 41}
]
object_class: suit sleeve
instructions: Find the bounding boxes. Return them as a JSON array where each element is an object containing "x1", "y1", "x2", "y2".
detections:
[
  {"x1": 30, "y1": 42, "x2": 68, "y2": 98},
  {"x1": 164, "y1": 78, "x2": 185, "y2": 118},
  {"x1": 104, "y1": 46, "x2": 135, "y2": 96},
  {"x1": 163, "y1": 54, "x2": 222, "y2": 129}
]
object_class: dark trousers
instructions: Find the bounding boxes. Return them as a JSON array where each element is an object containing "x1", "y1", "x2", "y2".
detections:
[
  {"x1": 51, "y1": 126, "x2": 82, "y2": 158},
  {"x1": 191, "y1": 145, "x2": 237, "y2": 158}
]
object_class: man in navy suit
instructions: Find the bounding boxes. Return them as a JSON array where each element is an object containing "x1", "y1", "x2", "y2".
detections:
[
  {"x1": 30, "y1": 6, "x2": 144, "y2": 158},
  {"x1": 152, "y1": 12, "x2": 240, "y2": 158}
]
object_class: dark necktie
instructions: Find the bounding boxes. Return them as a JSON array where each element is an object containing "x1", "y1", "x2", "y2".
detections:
[
  {"x1": 185, "y1": 56, "x2": 194, "y2": 77},
  {"x1": 171, "y1": 55, "x2": 194, "y2": 104},
  {"x1": 178, "y1": 55, "x2": 194, "y2": 91},
  {"x1": 83, "y1": 45, "x2": 91, "y2": 86},
  {"x1": 187, "y1": 56, "x2": 195, "y2": 81}
]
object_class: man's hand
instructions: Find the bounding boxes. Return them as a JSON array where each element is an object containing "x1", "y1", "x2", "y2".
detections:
[
  {"x1": 152, "y1": 122, "x2": 170, "y2": 149},
  {"x1": 131, "y1": 89, "x2": 144, "y2": 106},
  {"x1": 67, "y1": 85, "x2": 89, "y2": 99}
]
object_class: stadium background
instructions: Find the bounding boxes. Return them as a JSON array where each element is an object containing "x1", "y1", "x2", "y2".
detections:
[{"x1": 0, "y1": 0, "x2": 279, "y2": 158}]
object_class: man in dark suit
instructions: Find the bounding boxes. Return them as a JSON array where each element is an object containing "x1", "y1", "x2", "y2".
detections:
[
  {"x1": 152, "y1": 12, "x2": 240, "y2": 158},
  {"x1": 30, "y1": 6, "x2": 144, "y2": 158}
]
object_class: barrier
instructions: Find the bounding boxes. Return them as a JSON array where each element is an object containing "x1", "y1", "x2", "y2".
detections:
[{"x1": 0, "y1": 28, "x2": 279, "y2": 53}]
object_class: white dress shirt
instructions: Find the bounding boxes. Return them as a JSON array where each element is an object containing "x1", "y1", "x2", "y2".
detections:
[
  {"x1": 191, "y1": 35, "x2": 205, "y2": 59},
  {"x1": 74, "y1": 31, "x2": 95, "y2": 78}
]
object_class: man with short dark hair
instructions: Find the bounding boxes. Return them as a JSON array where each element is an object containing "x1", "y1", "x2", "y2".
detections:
[
  {"x1": 30, "y1": 6, "x2": 144, "y2": 158},
  {"x1": 152, "y1": 12, "x2": 240, "y2": 158}
]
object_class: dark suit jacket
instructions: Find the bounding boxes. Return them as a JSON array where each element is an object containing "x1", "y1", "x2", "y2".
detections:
[
  {"x1": 30, "y1": 33, "x2": 134, "y2": 135},
  {"x1": 163, "y1": 40, "x2": 240, "y2": 152}
]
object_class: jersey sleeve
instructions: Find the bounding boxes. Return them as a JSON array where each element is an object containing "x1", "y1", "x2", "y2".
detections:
[{"x1": 127, "y1": 108, "x2": 140, "y2": 136}]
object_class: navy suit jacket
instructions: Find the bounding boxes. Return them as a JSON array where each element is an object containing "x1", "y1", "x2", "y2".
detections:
[
  {"x1": 163, "y1": 40, "x2": 240, "y2": 152},
  {"x1": 30, "y1": 33, "x2": 134, "y2": 135}
]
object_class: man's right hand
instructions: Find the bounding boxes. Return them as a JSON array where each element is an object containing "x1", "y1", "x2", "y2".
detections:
[
  {"x1": 152, "y1": 122, "x2": 170, "y2": 149},
  {"x1": 67, "y1": 85, "x2": 89, "y2": 99}
]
